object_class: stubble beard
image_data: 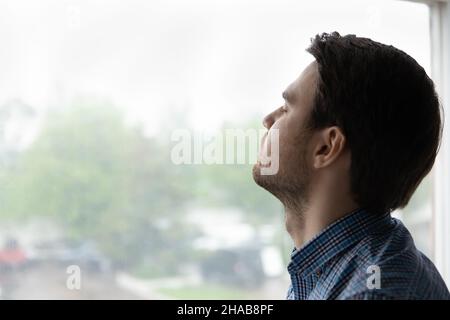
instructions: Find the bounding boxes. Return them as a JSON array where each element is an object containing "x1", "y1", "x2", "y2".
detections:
[{"x1": 253, "y1": 143, "x2": 312, "y2": 216}]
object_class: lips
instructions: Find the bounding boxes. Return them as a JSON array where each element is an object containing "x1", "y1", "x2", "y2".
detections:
[{"x1": 257, "y1": 159, "x2": 272, "y2": 168}]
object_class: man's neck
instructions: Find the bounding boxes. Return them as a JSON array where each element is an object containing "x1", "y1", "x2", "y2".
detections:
[{"x1": 285, "y1": 196, "x2": 360, "y2": 249}]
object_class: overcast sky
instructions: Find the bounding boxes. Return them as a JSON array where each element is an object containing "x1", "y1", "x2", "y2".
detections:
[{"x1": 0, "y1": 0, "x2": 430, "y2": 134}]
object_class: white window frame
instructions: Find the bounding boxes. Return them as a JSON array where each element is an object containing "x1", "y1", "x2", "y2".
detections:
[
  {"x1": 429, "y1": 0, "x2": 450, "y2": 286},
  {"x1": 404, "y1": 0, "x2": 450, "y2": 285}
]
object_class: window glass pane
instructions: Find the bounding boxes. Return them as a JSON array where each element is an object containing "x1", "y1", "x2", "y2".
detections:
[{"x1": 0, "y1": 0, "x2": 430, "y2": 299}]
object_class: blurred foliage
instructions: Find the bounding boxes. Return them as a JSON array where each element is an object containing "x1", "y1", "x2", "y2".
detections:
[
  {"x1": 0, "y1": 99, "x2": 281, "y2": 275},
  {"x1": 0, "y1": 99, "x2": 199, "y2": 272}
]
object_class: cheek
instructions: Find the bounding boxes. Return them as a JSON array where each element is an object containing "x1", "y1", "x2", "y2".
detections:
[
  {"x1": 274, "y1": 117, "x2": 298, "y2": 150},
  {"x1": 267, "y1": 114, "x2": 309, "y2": 163},
  {"x1": 280, "y1": 120, "x2": 311, "y2": 164}
]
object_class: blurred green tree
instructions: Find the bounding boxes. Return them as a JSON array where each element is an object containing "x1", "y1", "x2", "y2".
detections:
[{"x1": 0, "y1": 98, "x2": 199, "y2": 273}]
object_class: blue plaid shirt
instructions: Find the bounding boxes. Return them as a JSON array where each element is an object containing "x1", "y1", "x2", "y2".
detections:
[{"x1": 286, "y1": 208, "x2": 450, "y2": 300}]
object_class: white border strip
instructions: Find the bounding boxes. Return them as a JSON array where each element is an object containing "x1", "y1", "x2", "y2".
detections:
[{"x1": 429, "y1": 0, "x2": 450, "y2": 285}]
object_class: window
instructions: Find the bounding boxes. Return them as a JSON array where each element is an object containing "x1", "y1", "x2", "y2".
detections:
[
  {"x1": 0, "y1": 0, "x2": 440, "y2": 299},
  {"x1": 428, "y1": 0, "x2": 450, "y2": 285}
]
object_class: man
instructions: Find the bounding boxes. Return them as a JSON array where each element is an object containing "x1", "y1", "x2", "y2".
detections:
[{"x1": 253, "y1": 32, "x2": 450, "y2": 300}]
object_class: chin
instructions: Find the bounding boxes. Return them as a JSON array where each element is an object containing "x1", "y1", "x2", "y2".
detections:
[
  {"x1": 252, "y1": 162, "x2": 260, "y2": 179},
  {"x1": 252, "y1": 161, "x2": 276, "y2": 189},
  {"x1": 252, "y1": 162, "x2": 265, "y2": 185},
  {"x1": 252, "y1": 164, "x2": 286, "y2": 205}
]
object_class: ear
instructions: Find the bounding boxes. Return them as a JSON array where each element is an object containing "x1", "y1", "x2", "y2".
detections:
[{"x1": 312, "y1": 126, "x2": 346, "y2": 169}]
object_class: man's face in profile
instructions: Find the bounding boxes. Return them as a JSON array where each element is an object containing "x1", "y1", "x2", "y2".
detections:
[{"x1": 253, "y1": 61, "x2": 319, "y2": 207}]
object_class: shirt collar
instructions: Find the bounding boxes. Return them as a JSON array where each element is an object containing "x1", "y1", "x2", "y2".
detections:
[{"x1": 287, "y1": 208, "x2": 393, "y2": 278}]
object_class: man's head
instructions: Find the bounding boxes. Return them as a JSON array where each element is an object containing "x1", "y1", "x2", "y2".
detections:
[{"x1": 253, "y1": 32, "x2": 442, "y2": 215}]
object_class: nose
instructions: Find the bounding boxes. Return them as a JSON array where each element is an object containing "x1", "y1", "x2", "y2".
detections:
[
  {"x1": 262, "y1": 114, "x2": 273, "y2": 129},
  {"x1": 263, "y1": 107, "x2": 282, "y2": 129}
]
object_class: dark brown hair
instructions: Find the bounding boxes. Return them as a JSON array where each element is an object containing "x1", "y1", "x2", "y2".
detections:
[{"x1": 306, "y1": 32, "x2": 443, "y2": 215}]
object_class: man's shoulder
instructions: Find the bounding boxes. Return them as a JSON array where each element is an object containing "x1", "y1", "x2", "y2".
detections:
[{"x1": 337, "y1": 218, "x2": 450, "y2": 299}]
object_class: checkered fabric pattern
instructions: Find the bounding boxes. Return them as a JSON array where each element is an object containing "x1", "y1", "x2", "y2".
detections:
[{"x1": 286, "y1": 208, "x2": 450, "y2": 300}]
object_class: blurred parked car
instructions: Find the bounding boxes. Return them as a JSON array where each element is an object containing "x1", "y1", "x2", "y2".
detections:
[
  {"x1": 0, "y1": 238, "x2": 27, "y2": 270},
  {"x1": 30, "y1": 240, "x2": 111, "y2": 273},
  {"x1": 0, "y1": 238, "x2": 28, "y2": 299}
]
